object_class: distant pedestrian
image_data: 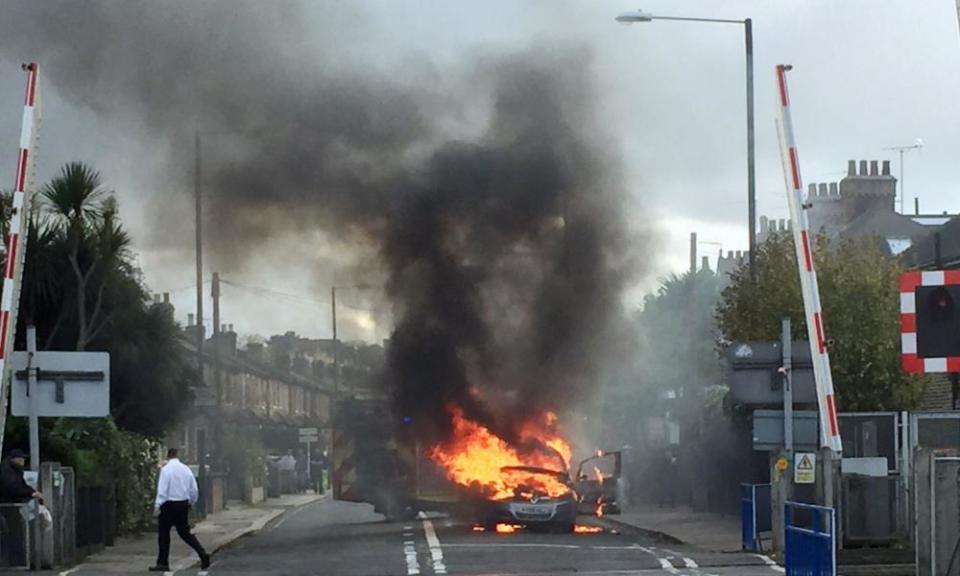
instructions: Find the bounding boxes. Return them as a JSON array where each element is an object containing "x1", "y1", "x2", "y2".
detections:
[
  {"x1": 0, "y1": 449, "x2": 42, "y2": 504},
  {"x1": 150, "y1": 448, "x2": 210, "y2": 572}
]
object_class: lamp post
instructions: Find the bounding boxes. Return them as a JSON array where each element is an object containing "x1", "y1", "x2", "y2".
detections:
[{"x1": 616, "y1": 9, "x2": 756, "y2": 274}]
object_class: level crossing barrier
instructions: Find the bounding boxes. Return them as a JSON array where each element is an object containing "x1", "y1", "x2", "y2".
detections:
[
  {"x1": 785, "y1": 501, "x2": 836, "y2": 576},
  {"x1": 741, "y1": 483, "x2": 771, "y2": 552}
]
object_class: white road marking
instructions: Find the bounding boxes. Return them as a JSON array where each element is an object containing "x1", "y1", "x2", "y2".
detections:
[
  {"x1": 421, "y1": 517, "x2": 447, "y2": 574},
  {"x1": 754, "y1": 554, "x2": 786, "y2": 573},
  {"x1": 57, "y1": 568, "x2": 81, "y2": 576},
  {"x1": 404, "y1": 540, "x2": 421, "y2": 575},
  {"x1": 683, "y1": 557, "x2": 698, "y2": 568},
  {"x1": 443, "y1": 542, "x2": 582, "y2": 549},
  {"x1": 657, "y1": 557, "x2": 680, "y2": 574}
]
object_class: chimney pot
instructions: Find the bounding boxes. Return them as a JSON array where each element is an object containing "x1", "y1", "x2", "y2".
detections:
[
  {"x1": 859, "y1": 160, "x2": 868, "y2": 175},
  {"x1": 829, "y1": 182, "x2": 839, "y2": 196},
  {"x1": 153, "y1": 293, "x2": 161, "y2": 304},
  {"x1": 818, "y1": 183, "x2": 828, "y2": 196},
  {"x1": 188, "y1": 313, "x2": 195, "y2": 326},
  {"x1": 228, "y1": 324, "x2": 234, "y2": 332},
  {"x1": 882, "y1": 160, "x2": 891, "y2": 176},
  {"x1": 870, "y1": 160, "x2": 879, "y2": 176},
  {"x1": 726, "y1": 250, "x2": 733, "y2": 259},
  {"x1": 760, "y1": 216, "x2": 769, "y2": 234},
  {"x1": 779, "y1": 219, "x2": 787, "y2": 231},
  {"x1": 847, "y1": 160, "x2": 856, "y2": 176},
  {"x1": 163, "y1": 292, "x2": 170, "y2": 304},
  {"x1": 701, "y1": 256, "x2": 710, "y2": 271},
  {"x1": 808, "y1": 183, "x2": 817, "y2": 197}
]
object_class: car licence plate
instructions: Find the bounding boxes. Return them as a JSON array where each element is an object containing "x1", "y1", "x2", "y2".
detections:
[{"x1": 515, "y1": 505, "x2": 551, "y2": 516}]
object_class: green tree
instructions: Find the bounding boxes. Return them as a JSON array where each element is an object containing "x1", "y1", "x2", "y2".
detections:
[
  {"x1": 8, "y1": 162, "x2": 194, "y2": 436},
  {"x1": 603, "y1": 269, "x2": 722, "y2": 441},
  {"x1": 717, "y1": 232, "x2": 926, "y2": 411}
]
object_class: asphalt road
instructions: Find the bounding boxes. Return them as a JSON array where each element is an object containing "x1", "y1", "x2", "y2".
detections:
[{"x1": 196, "y1": 498, "x2": 785, "y2": 576}]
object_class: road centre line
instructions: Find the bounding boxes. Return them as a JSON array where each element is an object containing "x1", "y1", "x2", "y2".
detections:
[
  {"x1": 420, "y1": 516, "x2": 447, "y2": 575},
  {"x1": 404, "y1": 540, "x2": 421, "y2": 575}
]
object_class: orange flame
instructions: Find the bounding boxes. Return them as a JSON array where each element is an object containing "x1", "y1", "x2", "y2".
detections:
[
  {"x1": 593, "y1": 466, "x2": 605, "y2": 516},
  {"x1": 495, "y1": 523, "x2": 522, "y2": 534},
  {"x1": 574, "y1": 525, "x2": 603, "y2": 534},
  {"x1": 428, "y1": 405, "x2": 572, "y2": 500}
]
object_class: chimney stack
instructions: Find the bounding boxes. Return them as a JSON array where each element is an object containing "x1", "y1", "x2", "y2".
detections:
[
  {"x1": 848, "y1": 160, "x2": 856, "y2": 176},
  {"x1": 882, "y1": 160, "x2": 891, "y2": 176}
]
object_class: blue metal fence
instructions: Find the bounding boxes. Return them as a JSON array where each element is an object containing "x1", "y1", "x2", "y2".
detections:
[
  {"x1": 740, "y1": 483, "x2": 771, "y2": 552},
  {"x1": 785, "y1": 501, "x2": 836, "y2": 576}
]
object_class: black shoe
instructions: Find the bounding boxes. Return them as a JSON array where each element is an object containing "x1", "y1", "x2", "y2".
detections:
[
  {"x1": 200, "y1": 554, "x2": 211, "y2": 569},
  {"x1": 149, "y1": 565, "x2": 170, "y2": 572}
]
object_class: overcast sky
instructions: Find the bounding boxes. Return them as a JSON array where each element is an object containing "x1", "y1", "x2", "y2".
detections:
[{"x1": 0, "y1": 0, "x2": 958, "y2": 343}]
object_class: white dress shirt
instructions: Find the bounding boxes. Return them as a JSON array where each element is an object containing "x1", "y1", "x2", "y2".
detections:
[{"x1": 155, "y1": 458, "x2": 199, "y2": 508}]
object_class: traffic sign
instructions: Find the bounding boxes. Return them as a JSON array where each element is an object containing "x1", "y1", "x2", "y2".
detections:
[
  {"x1": 10, "y1": 351, "x2": 109, "y2": 417},
  {"x1": 299, "y1": 427, "x2": 319, "y2": 443},
  {"x1": 794, "y1": 452, "x2": 816, "y2": 484}
]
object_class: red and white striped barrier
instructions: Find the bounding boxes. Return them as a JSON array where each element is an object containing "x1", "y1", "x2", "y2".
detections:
[
  {"x1": 775, "y1": 64, "x2": 842, "y2": 453},
  {"x1": 0, "y1": 63, "x2": 40, "y2": 444},
  {"x1": 900, "y1": 270, "x2": 960, "y2": 373}
]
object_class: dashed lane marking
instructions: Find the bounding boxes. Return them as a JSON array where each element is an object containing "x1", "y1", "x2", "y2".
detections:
[
  {"x1": 404, "y1": 540, "x2": 421, "y2": 575},
  {"x1": 420, "y1": 515, "x2": 447, "y2": 575}
]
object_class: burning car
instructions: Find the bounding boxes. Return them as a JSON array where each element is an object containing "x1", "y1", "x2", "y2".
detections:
[
  {"x1": 481, "y1": 466, "x2": 577, "y2": 533},
  {"x1": 574, "y1": 451, "x2": 623, "y2": 516}
]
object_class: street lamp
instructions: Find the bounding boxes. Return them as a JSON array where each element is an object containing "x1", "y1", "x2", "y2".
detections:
[{"x1": 616, "y1": 9, "x2": 757, "y2": 274}]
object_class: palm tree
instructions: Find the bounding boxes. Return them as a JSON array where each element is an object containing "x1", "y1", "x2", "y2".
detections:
[{"x1": 41, "y1": 162, "x2": 130, "y2": 350}]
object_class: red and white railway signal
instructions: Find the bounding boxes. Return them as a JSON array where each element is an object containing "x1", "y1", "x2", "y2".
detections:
[{"x1": 900, "y1": 270, "x2": 960, "y2": 373}]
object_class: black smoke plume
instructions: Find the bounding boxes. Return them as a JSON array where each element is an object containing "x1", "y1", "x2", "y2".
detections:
[{"x1": 0, "y1": 1, "x2": 643, "y2": 443}]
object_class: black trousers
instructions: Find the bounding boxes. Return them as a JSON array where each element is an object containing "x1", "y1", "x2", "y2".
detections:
[{"x1": 157, "y1": 500, "x2": 207, "y2": 566}]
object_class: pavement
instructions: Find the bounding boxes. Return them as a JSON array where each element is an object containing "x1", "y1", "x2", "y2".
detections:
[
  {"x1": 49, "y1": 493, "x2": 324, "y2": 576},
  {"x1": 598, "y1": 505, "x2": 744, "y2": 553}
]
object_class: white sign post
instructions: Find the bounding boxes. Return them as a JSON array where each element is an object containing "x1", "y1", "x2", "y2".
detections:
[
  {"x1": 795, "y1": 452, "x2": 816, "y2": 485},
  {"x1": 10, "y1": 333, "x2": 110, "y2": 471},
  {"x1": 299, "y1": 427, "x2": 319, "y2": 482}
]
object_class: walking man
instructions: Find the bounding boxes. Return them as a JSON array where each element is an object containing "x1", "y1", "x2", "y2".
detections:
[{"x1": 150, "y1": 448, "x2": 210, "y2": 572}]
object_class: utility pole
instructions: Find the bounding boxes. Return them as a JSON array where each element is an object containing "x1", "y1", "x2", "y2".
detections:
[
  {"x1": 194, "y1": 132, "x2": 205, "y2": 389},
  {"x1": 212, "y1": 272, "x2": 221, "y2": 407},
  {"x1": 331, "y1": 287, "x2": 339, "y2": 398}
]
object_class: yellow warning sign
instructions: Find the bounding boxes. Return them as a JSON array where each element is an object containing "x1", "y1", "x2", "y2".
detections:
[
  {"x1": 794, "y1": 452, "x2": 816, "y2": 484},
  {"x1": 775, "y1": 457, "x2": 789, "y2": 473}
]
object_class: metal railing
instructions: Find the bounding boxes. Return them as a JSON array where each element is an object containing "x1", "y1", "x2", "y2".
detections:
[
  {"x1": 741, "y1": 483, "x2": 771, "y2": 552},
  {"x1": 0, "y1": 501, "x2": 38, "y2": 569},
  {"x1": 785, "y1": 501, "x2": 836, "y2": 576}
]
